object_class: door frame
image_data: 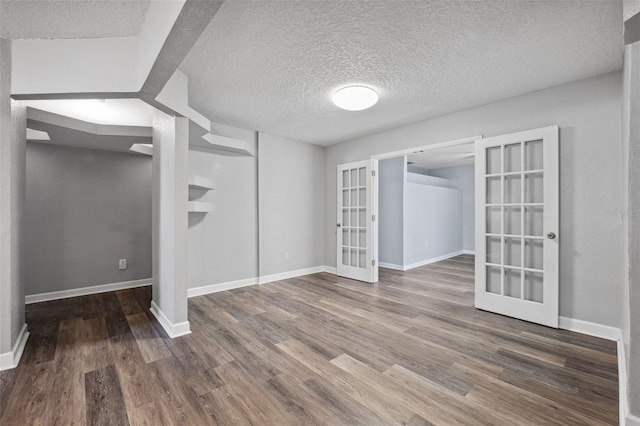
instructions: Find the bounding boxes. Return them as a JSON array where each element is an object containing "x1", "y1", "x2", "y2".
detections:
[{"x1": 369, "y1": 135, "x2": 482, "y2": 280}]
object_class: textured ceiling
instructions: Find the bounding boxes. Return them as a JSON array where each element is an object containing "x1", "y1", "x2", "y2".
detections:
[
  {"x1": 180, "y1": 0, "x2": 623, "y2": 146},
  {"x1": 0, "y1": 0, "x2": 150, "y2": 39}
]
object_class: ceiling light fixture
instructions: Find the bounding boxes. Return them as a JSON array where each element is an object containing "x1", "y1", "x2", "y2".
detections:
[{"x1": 333, "y1": 86, "x2": 379, "y2": 111}]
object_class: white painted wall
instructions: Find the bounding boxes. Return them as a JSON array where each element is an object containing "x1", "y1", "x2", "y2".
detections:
[
  {"x1": 258, "y1": 133, "x2": 325, "y2": 277},
  {"x1": 152, "y1": 110, "x2": 189, "y2": 334},
  {"x1": 427, "y1": 165, "x2": 475, "y2": 252},
  {"x1": 0, "y1": 36, "x2": 27, "y2": 362},
  {"x1": 404, "y1": 183, "x2": 462, "y2": 266},
  {"x1": 325, "y1": 71, "x2": 624, "y2": 328},
  {"x1": 625, "y1": 39, "x2": 640, "y2": 419},
  {"x1": 25, "y1": 143, "x2": 152, "y2": 295},
  {"x1": 188, "y1": 122, "x2": 258, "y2": 289},
  {"x1": 378, "y1": 157, "x2": 405, "y2": 266}
]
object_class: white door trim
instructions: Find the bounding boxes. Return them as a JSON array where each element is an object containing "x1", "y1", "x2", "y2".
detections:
[{"x1": 370, "y1": 134, "x2": 483, "y2": 279}]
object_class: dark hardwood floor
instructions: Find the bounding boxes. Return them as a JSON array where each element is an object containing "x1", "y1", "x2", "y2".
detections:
[{"x1": 0, "y1": 255, "x2": 619, "y2": 425}]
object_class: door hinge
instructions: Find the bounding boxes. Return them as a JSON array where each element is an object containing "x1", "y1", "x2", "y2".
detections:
[
  {"x1": 371, "y1": 170, "x2": 376, "y2": 177},
  {"x1": 372, "y1": 214, "x2": 376, "y2": 222},
  {"x1": 372, "y1": 259, "x2": 376, "y2": 266}
]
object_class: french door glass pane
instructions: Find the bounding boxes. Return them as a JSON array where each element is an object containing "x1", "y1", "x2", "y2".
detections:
[
  {"x1": 342, "y1": 248, "x2": 349, "y2": 266},
  {"x1": 487, "y1": 207, "x2": 501, "y2": 234},
  {"x1": 504, "y1": 207, "x2": 522, "y2": 235},
  {"x1": 487, "y1": 266, "x2": 501, "y2": 294},
  {"x1": 524, "y1": 206, "x2": 543, "y2": 236},
  {"x1": 525, "y1": 173, "x2": 543, "y2": 203},
  {"x1": 486, "y1": 177, "x2": 501, "y2": 204},
  {"x1": 358, "y1": 167, "x2": 366, "y2": 186},
  {"x1": 486, "y1": 237, "x2": 501, "y2": 264},
  {"x1": 504, "y1": 269, "x2": 522, "y2": 298},
  {"x1": 342, "y1": 170, "x2": 349, "y2": 188},
  {"x1": 525, "y1": 140, "x2": 543, "y2": 170},
  {"x1": 504, "y1": 175, "x2": 521, "y2": 203},
  {"x1": 524, "y1": 239, "x2": 543, "y2": 270},
  {"x1": 504, "y1": 237, "x2": 522, "y2": 267},
  {"x1": 504, "y1": 143, "x2": 521, "y2": 173},
  {"x1": 524, "y1": 271, "x2": 544, "y2": 303},
  {"x1": 342, "y1": 209, "x2": 349, "y2": 227},
  {"x1": 487, "y1": 147, "x2": 501, "y2": 174}
]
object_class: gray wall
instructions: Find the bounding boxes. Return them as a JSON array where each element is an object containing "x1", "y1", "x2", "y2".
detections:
[
  {"x1": 188, "y1": 122, "x2": 258, "y2": 288},
  {"x1": 378, "y1": 156, "x2": 405, "y2": 266},
  {"x1": 625, "y1": 39, "x2": 640, "y2": 418},
  {"x1": 325, "y1": 71, "x2": 624, "y2": 328},
  {"x1": 258, "y1": 133, "x2": 325, "y2": 277},
  {"x1": 428, "y1": 164, "x2": 475, "y2": 252},
  {"x1": 26, "y1": 143, "x2": 152, "y2": 295},
  {"x1": 404, "y1": 183, "x2": 462, "y2": 266}
]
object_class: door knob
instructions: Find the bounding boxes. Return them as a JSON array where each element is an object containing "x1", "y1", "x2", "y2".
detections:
[
  {"x1": 547, "y1": 232, "x2": 556, "y2": 240},
  {"x1": 337, "y1": 223, "x2": 341, "y2": 228}
]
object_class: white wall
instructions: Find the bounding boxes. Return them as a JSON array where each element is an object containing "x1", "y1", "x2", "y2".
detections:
[
  {"x1": 378, "y1": 156, "x2": 405, "y2": 266},
  {"x1": 427, "y1": 165, "x2": 475, "y2": 252},
  {"x1": 0, "y1": 36, "x2": 27, "y2": 364},
  {"x1": 25, "y1": 143, "x2": 152, "y2": 295},
  {"x1": 258, "y1": 133, "x2": 325, "y2": 277},
  {"x1": 188, "y1": 122, "x2": 258, "y2": 288},
  {"x1": 325, "y1": 71, "x2": 624, "y2": 328},
  {"x1": 404, "y1": 183, "x2": 462, "y2": 266}
]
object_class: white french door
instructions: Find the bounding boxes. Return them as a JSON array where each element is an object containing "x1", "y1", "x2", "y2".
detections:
[
  {"x1": 336, "y1": 160, "x2": 377, "y2": 283},
  {"x1": 475, "y1": 126, "x2": 559, "y2": 328}
]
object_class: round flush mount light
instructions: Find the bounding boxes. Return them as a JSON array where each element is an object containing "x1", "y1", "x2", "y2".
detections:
[{"x1": 332, "y1": 86, "x2": 379, "y2": 111}]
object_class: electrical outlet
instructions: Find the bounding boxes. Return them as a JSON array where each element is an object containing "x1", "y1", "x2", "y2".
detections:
[
  {"x1": 284, "y1": 252, "x2": 290, "y2": 260},
  {"x1": 119, "y1": 259, "x2": 127, "y2": 270}
]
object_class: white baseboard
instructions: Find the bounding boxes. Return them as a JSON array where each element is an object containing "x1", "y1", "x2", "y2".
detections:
[
  {"x1": 378, "y1": 262, "x2": 404, "y2": 271},
  {"x1": 25, "y1": 278, "x2": 152, "y2": 304},
  {"x1": 187, "y1": 266, "x2": 333, "y2": 298},
  {"x1": 379, "y1": 251, "x2": 464, "y2": 272},
  {"x1": 558, "y1": 316, "x2": 622, "y2": 341},
  {"x1": 149, "y1": 301, "x2": 191, "y2": 338},
  {"x1": 259, "y1": 266, "x2": 326, "y2": 285},
  {"x1": 188, "y1": 277, "x2": 258, "y2": 298},
  {"x1": 627, "y1": 414, "x2": 640, "y2": 426},
  {"x1": 0, "y1": 324, "x2": 29, "y2": 371},
  {"x1": 558, "y1": 316, "x2": 629, "y2": 426},
  {"x1": 463, "y1": 250, "x2": 476, "y2": 255},
  {"x1": 322, "y1": 265, "x2": 337, "y2": 274}
]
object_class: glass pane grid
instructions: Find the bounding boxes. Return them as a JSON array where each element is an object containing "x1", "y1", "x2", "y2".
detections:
[
  {"x1": 340, "y1": 167, "x2": 368, "y2": 269},
  {"x1": 484, "y1": 141, "x2": 545, "y2": 300}
]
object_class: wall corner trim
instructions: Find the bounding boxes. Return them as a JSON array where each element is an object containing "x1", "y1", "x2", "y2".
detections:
[
  {"x1": 149, "y1": 301, "x2": 191, "y2": 338},
  {"x1": 25, "y1": 278, "x2": 152, "y2": 304},
  {"x1": 0, "y1": 324, "x2": 29, "y2": 371}
]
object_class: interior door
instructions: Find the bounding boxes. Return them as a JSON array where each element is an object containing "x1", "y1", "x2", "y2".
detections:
[
  {"x1": 475, "y1": 126, "x2": 559, "y2": 327},
  {"x1": 337, "y1": 160, "x2": 377, "y2": 283}
]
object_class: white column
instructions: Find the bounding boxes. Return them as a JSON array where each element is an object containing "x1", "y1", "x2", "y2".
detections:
[
  {"x1": 150, "y1": 108, "x2": 190, "y2": 337},
  {"x1": 0, "y1": 38, "x2": 29, "y2": 370}
]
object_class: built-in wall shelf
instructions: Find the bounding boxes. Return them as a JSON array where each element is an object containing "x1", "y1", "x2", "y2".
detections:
[
  {"x1": 130, "y1": 143, "x2": 153, "y2": 156},
  {"x1": 188, "y1": 175, "x2": 216, "y2": 191},
  {"x1": 188, "y1": 201, "x2": 215, "y2": 213},
  {"x1": 191, "y1": 133, "x2": 255, "y2": 157}
]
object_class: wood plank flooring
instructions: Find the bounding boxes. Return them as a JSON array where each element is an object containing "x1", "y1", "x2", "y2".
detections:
[{"x1": 0, "y1": 255, "x2": 619, "y2": 425}]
